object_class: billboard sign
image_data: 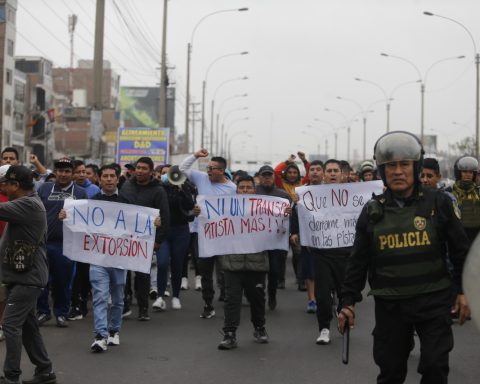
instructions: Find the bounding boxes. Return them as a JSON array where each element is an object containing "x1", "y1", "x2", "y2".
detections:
[{"x1": 116, "y1": 127, "x2": 169, "y2": 167}]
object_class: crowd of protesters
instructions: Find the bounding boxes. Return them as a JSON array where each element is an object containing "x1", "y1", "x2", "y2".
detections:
[{"x1": 0, "y1": 135, "x2": 478, "y2": 383}]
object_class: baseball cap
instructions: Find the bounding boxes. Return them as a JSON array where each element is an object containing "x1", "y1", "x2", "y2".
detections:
[
  {"x1": 258, "y1": 165, "x2": 274, "y2": 175},
  {"x1": 0, "y1": 165, "x2": 33, "y2": 185},
  {"x1": 0, "y1": 164, "x2": 11, "y2": 181},
  {"x1": 54, "y1": 157, "x2": 74, "y2": 169},
  {"x1": 125, "y1": 163, "x2": 135, "y2": 170}
]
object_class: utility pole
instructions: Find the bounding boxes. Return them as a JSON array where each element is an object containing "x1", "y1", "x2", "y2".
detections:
[
  {"x1": 190, "y1": 102, "x2": 201, "y2": 151},
  {"x1": 68, "y1": 14, "x2": 77, "y2": 106},
  {"x1": 159, "y1": 0, "x2": 168, "y2": 128},
  {"x1": 91, "y1": 0, "x2": 105, "y2": 160}
]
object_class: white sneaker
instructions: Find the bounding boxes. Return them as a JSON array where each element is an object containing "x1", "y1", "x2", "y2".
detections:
[
  {"x1": 316, "y1": 328, "x2": 331, "y2": 345},
  {"x1": 195, "y1": 275, "x2": 202, "y2": 291},
  {"x1": 91, "y1": 336, "x2": 108, "y2": 352},
  {"x1": 181, "y1": 277, "x2": 189, "y2": 290},
  {"x1": 107, "y1": 331, "x2": 120, "y2": 346},
  {"x1": 152, "y1": 297, "x2": 166, "y2": 311},
  {"x1": 171, "y1": 297, "x2": 182, "y2": 310},
  {"x1": 163, "y1": 290, "x2": 170, "y2": 297}
]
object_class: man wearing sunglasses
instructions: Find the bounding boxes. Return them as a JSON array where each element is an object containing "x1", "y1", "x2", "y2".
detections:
[{"x1": 180, "y1": 148, "x2": 236, "y2": 319}]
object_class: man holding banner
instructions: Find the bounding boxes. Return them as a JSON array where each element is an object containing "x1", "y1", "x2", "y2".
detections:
[
  {"x1": 217, "y1": 175, "x2": 271, "y2": 350},
  {"x1": 119, "y1": 157, "x2": 170, "y2": 321},
  {"x1": 180, "y1": 149, "x2": 236, "y2": 319},
  {"x1": 338, "y1": 131, "x2": 470, "y2": 384}
]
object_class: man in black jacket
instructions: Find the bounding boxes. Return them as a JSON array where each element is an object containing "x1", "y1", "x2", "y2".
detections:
[
  {"x1": 0, "y1": 166, "x2": 56, "y2": 384},
  {"x1": 119, "y1": 157, "x2": 169, "y2": 320}
]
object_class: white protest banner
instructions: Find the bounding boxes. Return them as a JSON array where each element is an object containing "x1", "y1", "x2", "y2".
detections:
[
  {"x1": 196, "y1": 194, "x2": 290, "y2": 258},
  {"x1": 62, "y1": 199, "x2": 159, "y2": 273},
  {"x1": 296, "y1": 181, "x2": 384, "y2": 249}
]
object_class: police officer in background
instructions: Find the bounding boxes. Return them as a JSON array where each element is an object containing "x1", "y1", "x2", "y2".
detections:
[
  {"x1": 339, "y1": 131, "x2": 470, "y2": 384},
  {"x1": 450, "y1": 155, "x2": 480, "y2": 244}
]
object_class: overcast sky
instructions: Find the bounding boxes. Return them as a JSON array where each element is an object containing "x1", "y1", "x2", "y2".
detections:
[{"x1": 15, "y1": 0, "x2": 480, "y2": 165}]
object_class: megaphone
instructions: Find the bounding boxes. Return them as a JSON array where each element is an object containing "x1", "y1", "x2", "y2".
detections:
[{"x1": 167, "y1": 165, "x2": 187, "y2": 186}]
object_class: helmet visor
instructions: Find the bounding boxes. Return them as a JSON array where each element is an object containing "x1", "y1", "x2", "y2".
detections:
[
  {"x1": 375, "y1": 132, "x2": 423, "y2": 166},
  {"x1": 457, "y1": 156, "x2": 479, "y2": 171}
]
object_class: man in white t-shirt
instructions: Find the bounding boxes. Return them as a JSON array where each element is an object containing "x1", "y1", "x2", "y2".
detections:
[{"x1": 180, "y1": 149, "x2": 236, "y2": 318}]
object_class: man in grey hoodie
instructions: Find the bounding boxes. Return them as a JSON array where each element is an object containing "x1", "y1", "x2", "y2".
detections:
[{"x1": 0, "y1": 166, "x2": 56, "y2": 384}]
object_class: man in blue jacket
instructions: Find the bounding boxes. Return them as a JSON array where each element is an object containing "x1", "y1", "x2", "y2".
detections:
[{"x1": 36, "y1": 158, "x2": 87, "y2": 328}]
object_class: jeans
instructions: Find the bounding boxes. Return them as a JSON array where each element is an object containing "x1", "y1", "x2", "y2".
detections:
[
  {"x1": 89, "y1": 265, "x2": 127, "y2": 338},
  {"x1": 156, "y1": 225, "x2": 191, "y2": 298},
  {"x1": 37, "y1": 242, "x2": 75, "y2": 317},
  {"x1": 3, "y1": 286, "x2": 52, "y2": 381}
]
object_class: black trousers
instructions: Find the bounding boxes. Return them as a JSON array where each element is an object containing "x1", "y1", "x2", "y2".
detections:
[
  {"x1": 267, "y1": 249, "x2": 287, "y2": 297},
  {"x1": 313, "y1": 253, "x2": 346, "y2": 330},
  {"x1": 3, "y1": 286, "x2": 53, "y2": 381},
  {"x1": 71, "y1": 261, "x2": 91, "y2": 312},
  {"x1": 134, "y1": 272, "x2": 150, "y2": 313},
  {"x1": 223, "y1": 270, "x2": 266, "y2": 332},
  {"x1": 373, "y1": 289, "x2": 453, "y2": 384}
]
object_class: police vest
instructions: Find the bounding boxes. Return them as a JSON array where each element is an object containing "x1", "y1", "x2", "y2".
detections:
[
  {"x1": 370, "y1": 202, "x2": 451, "y2": 297},
  {"x1": 459, "y1": 199, "x2": 480, "y2": 228}
]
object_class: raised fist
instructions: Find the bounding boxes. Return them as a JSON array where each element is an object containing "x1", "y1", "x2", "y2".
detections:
[
  {"x1": 297, "y1": 151, "x2": 306, "y2": 161},
  {"x1": 194, "y1": 148, "x2": 209, "y2": 158}
]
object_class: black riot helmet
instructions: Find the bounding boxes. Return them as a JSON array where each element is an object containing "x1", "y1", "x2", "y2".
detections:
[
  {"x1": 454, "y1": 155, "x2": 479, "y2": 180},
  {"x1": 373, "y1": 131, "x2": 424, "y2": 184}
]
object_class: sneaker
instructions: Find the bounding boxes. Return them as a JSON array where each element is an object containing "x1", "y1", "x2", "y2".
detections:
[
  {"x1": 107, "y1": 331, "x2": 120, "y2": 346},
  {"x1": 21, "y1": 372, "x2": 56, "y2": 384},
  {"x1": 122, "y1": 307, "x2": 132, "y2": 318},
  {"x1": 152, "y1": 297, "x2": 166, "y2": 311},
  {"x1": 195, "y1": 275, "x2": 202, "y2": 291},
  {"x1": 218, "y1": 331, "x2": 237, "y2": 350},
  {"x1": 149, "y1": 289, "x2": 158, "y2": 300},
  {"x1": 171, "y1": 297, "x2": 182, "y2": 310},
  {"x1": 21, "y1": 372, "x2": 57, "y2": 384},
  {"x1": 163, "y1": 290, "x2": 171, "y2": 297},
  {"x1": 137, "y1": 309, "x2": 150, "y2": 321},
  {"x1": 67, "y1": 307, "x2": 84, "y2": 321},
  {"x1": 307, "y1": 300, "x2": 317, "y2": 314},
  {"x1": 200, "y1": 305, "x2": 215, "y2": 319},
  {"x1": 181, "y1": 277, "x2": 189, "y2": 290},
  {"x1": 55, "y1": 316, "x2": 68, "y2": 328},
  {"x1": 36, "y1": 313, "x2": 51, "y2": 326},
  {"x1": 316, "y1": 328, "x2": 330, "y2": 345},
  {"x1": 253, "y1": 327, "x2": 269, "y2": 344},
  {"x1": 91, "y1": 334, "x2": 107, "y2": 352}
]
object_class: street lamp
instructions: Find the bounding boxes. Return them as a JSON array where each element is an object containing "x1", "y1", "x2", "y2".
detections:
[
  {"x1": 301, "y1": 130, "x2": 320, "y2": 154},
  {"x1": 220, "y1": 107, "x2": 248, "y2": 154},
  {"x1": 324, "y1": 107, "x2": 353, "y2": 162},
  {"x1": 337, "y1": 96, "x2": 375, "y2": 159},
  {"x1": 211, "y1": 76, "x2": 248, "y2": 153},
  {"x1": 215, "y1": 92, "x2": 248, "y2": 154},
  {"x1": 201, "y1": 51, "x2": 249, "y2": 148},
  {"x1": 381, "y1": 52, "x2": 465, "y2": 144},
  {"x1": 424, "y1": 11, "x2": 479, "y2": 158},
  {"x1": 184, "y1": 7, "x2": 248, "y2": 152},
  {"x1": 354, "y1": 78, "x2": 390, "y2": 132},
  {"x1": 222, "y1": 116, "x2": 249, "y2": 156},
  {"x1": 228, "y1": 131, "x2": 252, "y2": 164}
]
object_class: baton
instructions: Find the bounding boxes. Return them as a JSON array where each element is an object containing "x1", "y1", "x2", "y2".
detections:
[{"x1": 342, "y1": 317, "x2": 350, "y2": 365}]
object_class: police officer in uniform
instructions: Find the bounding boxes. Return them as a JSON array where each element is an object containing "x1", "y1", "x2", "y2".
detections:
[
  {"x1": 338, "y1": 131, "x2": 470, "y2": 384},
  {"x1": 450, "y1": 155, "x2": 480, "y2": 245}
]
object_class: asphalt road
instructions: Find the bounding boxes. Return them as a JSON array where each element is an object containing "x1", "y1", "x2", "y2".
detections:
[{"x1": 1, "y1": 269, "x2": 479, "y2": 384}]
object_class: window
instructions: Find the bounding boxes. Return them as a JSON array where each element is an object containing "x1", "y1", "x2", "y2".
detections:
[
  {"x1": 7, "y1": 39, "x2": 14, "y2": 57},
  {"x1": 0, "y1": 6, "x2": 5, "y2": 23},
  {"x1": 7, "y1": 6, "x2": 15, "y2": 24},
  {"x1": 6, "y1": 69, "x2": 12, "y2": 85},
  {"x1": 5, "y1": 99, "x2": 12, "y2": 116},
  {"x1": 14, "y1": 81, "x2": 25, "y2": 102}
]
